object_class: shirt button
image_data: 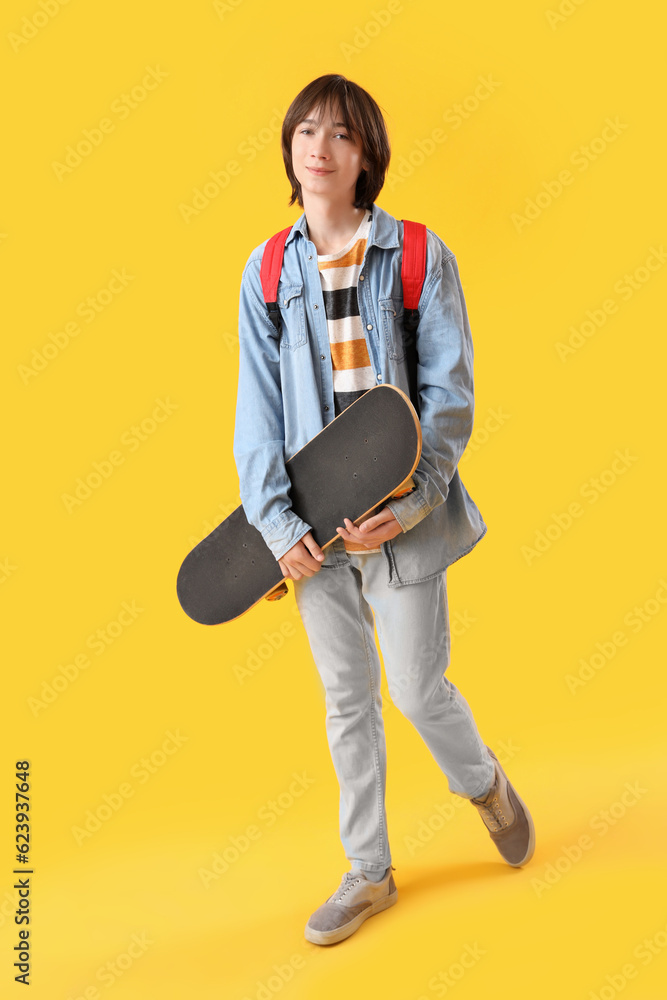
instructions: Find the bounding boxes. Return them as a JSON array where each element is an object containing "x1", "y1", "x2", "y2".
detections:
[
  {"x1": 366, "y1": 324, "x2": 373, "y2": 331},
  {"x1": 377, "y1": 374, "x2": 383, "y2": 382},
  {"x1": 308, "y1": 255, "x2": 313, "y2": 260},
  {"x1": 359, "y1": 274, "x2": 365, "y2": 281},
  {"x1": 314, "y1": 304, "x2": 319, "y2": 309},
  {"x1": 320, "y1": 354, "x2": 326, "y2": 360},
  {"x1": 324, "y1": 405, "x2": 330, "y2": 412}
]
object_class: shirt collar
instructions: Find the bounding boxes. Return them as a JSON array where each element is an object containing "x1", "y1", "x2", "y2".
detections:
[{"x1": 285, "y1": 203, "x2": 399, "y2": 250}]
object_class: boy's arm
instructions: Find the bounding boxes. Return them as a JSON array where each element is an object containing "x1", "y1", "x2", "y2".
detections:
[
  {"x1": 384, "y1": 235, "x2": 475, "y2": 532},
  {"x1": 233, "y1": 254, "x2": 313, "y2": 563}
]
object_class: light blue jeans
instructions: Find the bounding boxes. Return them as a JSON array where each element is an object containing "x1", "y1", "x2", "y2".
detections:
[{"x1": 294, "y1": 537, "x2": 495, "y2": 876}]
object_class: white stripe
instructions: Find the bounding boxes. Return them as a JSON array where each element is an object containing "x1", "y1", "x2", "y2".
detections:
[
  {"x1": 326, "y1": 315, "x2": 366, "y2": 344},
  {"x1": 332, "y1": 367, "x2": 376, "y2": 392},
  {"x1": 318, "y1": 260, "x2": 362, "y2": 291}
]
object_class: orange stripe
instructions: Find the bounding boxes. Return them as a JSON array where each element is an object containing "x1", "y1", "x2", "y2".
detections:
[
  {"x1": 317, "y1": 240, "x2": 366, "y2": 269},
  {"x1": 330, "y1": 339, "x2": 370, "y2": 371}
]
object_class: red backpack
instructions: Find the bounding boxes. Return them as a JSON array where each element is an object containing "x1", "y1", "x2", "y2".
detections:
[{"x1": 259, "y1": 219, "x2": 427, "y2": 416}]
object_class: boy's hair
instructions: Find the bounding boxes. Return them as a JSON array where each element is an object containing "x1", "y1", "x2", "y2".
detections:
[{"x1": 281, "y1": 74, "x2": 391, "y2": 209}]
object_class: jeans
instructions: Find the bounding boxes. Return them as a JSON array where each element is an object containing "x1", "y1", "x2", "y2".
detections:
[{"x1": 294, "y1": 537, "x2": 495, "y2": 877}]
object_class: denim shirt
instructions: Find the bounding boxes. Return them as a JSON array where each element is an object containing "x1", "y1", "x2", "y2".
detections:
[{"x1": 233, "y1": 203, "x2": 487, "y2": 586}]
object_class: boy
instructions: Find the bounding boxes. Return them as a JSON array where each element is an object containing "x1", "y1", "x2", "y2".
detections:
[{"x1": 233, "y1": 74, "x2": 535, "y2": 946}]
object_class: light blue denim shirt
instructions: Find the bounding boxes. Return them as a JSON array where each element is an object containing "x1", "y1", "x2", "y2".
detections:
[{"x1": 233, "y1": 203, "x2": 487, "y2": 586}]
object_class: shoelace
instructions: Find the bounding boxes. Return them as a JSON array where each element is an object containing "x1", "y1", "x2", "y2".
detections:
[
  {"x1": 476, "y1": 790, "x2": 510, "y2": 833},
  {"x1": 332, "y1": 872, "x2": 364, "y2": 902}
]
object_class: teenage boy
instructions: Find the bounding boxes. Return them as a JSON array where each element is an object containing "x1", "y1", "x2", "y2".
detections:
[{"x1": 233, "y1": 74, "x2": 535, "y2": 946}]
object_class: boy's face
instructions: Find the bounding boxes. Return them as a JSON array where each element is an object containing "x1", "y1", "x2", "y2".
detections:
[{"x1": 291, "y1": 102, "x2": 368, "y2": 207}]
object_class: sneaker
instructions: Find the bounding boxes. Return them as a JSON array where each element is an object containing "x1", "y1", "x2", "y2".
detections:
[
  {"x1": 304, "y1": 868, "x2": 398, "y2": 945},
  {"x1": 470, "y1": 747, "x2": 535, "y2": 867}
]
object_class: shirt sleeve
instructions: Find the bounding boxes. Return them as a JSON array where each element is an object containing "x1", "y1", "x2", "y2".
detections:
[
  {"x1": 233, "y1": 253, "x2": 313, "y2": 562},
  {"x1": 385, "y1": 234, "x2": 475, "y2": 533}
]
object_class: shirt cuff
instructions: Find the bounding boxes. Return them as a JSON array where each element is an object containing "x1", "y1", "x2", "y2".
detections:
[
  {"x1": 260, "y1": 509, "x2": 313, "y2": 562},
  {"x1": 385, "y1": 487, "x2": 432, "y2": 532}
]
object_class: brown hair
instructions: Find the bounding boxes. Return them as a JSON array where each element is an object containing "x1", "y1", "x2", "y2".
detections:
[{"x1": 281, "y1": 75, "x2": 391, "y2": 209}]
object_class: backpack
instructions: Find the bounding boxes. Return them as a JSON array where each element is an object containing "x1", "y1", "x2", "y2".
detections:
[{"x1": 259, "y1": 219, "x2": 427, "y2": 416}]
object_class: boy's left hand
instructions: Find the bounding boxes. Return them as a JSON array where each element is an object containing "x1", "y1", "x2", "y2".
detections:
[{"x1": 336, "y1": 507, "x2": 403, "y2": 547}]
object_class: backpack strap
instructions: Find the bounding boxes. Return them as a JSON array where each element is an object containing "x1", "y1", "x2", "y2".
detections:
[
  {"x1": 400, "y1": 219, "x2": 427, "y2": 417},
  {"x1": 259, "y1": 226, "x2": 292, "y2": 333}
]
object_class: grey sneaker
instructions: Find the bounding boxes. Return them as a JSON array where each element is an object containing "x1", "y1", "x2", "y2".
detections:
[
  {"x1": 471, "y1": 747, "x2": 535, "y2": 867},
  {"x1": 304, "y1": 868, "x2": 398, "y2": 945}
]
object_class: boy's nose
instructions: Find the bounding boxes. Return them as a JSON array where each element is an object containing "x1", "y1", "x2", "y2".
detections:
[{"x1": 311, "y1": 140, "x2": 330, "y2": 159}]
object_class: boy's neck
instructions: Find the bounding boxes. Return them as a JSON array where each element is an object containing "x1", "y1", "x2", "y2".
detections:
[{"x1": 302, "y1": 198, "x2": 368, "y2": 256}]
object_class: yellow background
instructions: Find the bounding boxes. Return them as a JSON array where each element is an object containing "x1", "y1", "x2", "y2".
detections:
[{"x1": 3, "y1": 0, "x2": 666, "y2": 997}]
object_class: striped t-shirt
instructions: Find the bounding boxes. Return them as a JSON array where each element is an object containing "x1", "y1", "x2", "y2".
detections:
[
  {"x1": 313, "y1": 211, "x2": 414, "y2": 553},
  {"x1": 316, "y1": 211, "x2": 380, "y2": 552},
  {"x1": 316, "y1": 211, "x2": 376, "y2": 417}
]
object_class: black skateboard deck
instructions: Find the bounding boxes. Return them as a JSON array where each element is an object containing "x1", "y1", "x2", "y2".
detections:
[{"x1": 177, "y1": 384, "x2": 421, "y2": 625}]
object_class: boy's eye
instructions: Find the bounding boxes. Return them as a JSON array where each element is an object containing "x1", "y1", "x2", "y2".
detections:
[{"x1": 298, "y1": 128, "x2": 351, "y2": 140}]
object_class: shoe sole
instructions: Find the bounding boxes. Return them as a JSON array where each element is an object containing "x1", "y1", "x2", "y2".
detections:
[
  {"x1": 304, "y1": 887, "x2": 398, "y2": 946},
  {"x1": 488, "y1": 749, "x2": 536, "y2": 867}
]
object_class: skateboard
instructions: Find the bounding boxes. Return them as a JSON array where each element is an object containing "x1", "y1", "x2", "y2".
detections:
[{"x1": 176, "y1": 384, "x2": 422, "y2": 625}]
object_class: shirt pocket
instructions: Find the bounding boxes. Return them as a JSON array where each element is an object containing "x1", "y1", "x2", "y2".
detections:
[
  {"x1": 277, "y1": 283, "x2": 307, "y2": 350},
  {"x1": 379, "y1": 297, "x2": 406, "y2": 361}
]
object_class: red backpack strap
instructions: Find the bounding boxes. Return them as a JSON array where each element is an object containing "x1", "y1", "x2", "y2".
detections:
[
  {"x1": 401, "y1": 219, "x2": 427, "y2": 320},
  {"x1": 260, "y1": 226, "x2": 292, "y2": 333},
  {"x1": 400, "y1": 220, "x2": 427, "y2": 417}
]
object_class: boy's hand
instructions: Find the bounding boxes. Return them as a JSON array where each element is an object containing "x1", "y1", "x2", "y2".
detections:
[
  {"x1": 336, "y1": 508, "x2": 403, "y2": 547},
  {"x1": 279, "y1": 531, "x2": 324, "y2": 580}
]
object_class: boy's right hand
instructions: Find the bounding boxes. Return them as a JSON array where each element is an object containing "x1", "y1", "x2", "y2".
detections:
[{"x1": 279, "y1": 531, "x2": 324, "y2": 581}]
